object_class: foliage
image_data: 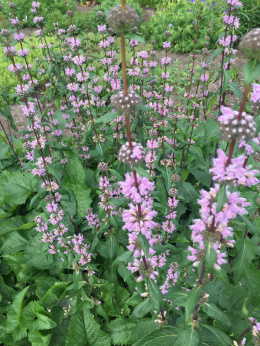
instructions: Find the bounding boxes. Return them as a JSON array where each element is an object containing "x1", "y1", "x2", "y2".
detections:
[
  {"x1": 141, "y1": 0, "x2": 227, "y2": 53},
  {"x1": 0, "y1": 0, "x2": 260, "y2": 345}
]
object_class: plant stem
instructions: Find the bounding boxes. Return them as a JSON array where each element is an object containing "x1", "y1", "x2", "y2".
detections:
[{"x1": 236, "y1": 326, "x2": 251, "y2": 343}]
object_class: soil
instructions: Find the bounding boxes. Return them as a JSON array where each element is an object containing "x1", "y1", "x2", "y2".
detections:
[{"x1": 0, "y1": 3, "x2": 251, "y2": 136}]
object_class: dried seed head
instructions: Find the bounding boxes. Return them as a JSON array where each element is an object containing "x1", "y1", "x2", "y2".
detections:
[
  {"x1": 151, "y1": 40, "x2": 156, "y2": 45},
  {"x1": 171, "y1": 174, "x2": 180, "y2": 182},
  {"x1": 149, "y1": 129, "x2": 157, "y2": 138},
  {"x1": 164, "y1": 30, "x2": 171, "y2": 37},
  {"x1": 106, "y1": 5, "x2": 140, "y2": 33},
  {"x1": 239, "y1": 28, "x2": 260, "y2": 61},
  {"x1": 150, "y1": 51, "x2": 156, "y2": 57},
  {"x1": 111, "y1": 176, "x2": 117, "y2": 182},
  {"x1": 1, "y1": 29, "x2": 11, "y2": 37},
  {"x1": 171, "y1": 262, "x2": 179, "y2": 271},
  {"x1": 118, "y1": 142, "x2": 145, "y2": 166},
  {"x1": 45, "y1": 195, "x2": 54, "y2": 202},
  {"x1": 67, "y1": 25, "x2": 77, "y2": 33},
  {"x1": 108, "y1": 28, "x2": 114, "y2": 34},
  {"x1": 111, "y1": 90, "x2": 142, "y2": 115},
  {"x1": 97, "y1": 162, "x2": 109, "y2": 171},
  {"x1": 66, "y1": 10, "x2": 74, "y2": 17},
  {"x1": 168, "y1": 188, "x2": 178, "y2": 197},
  {"x1": 253, "y1": 151, "x2": 260, "y2": 162},
  {"x1": 96, "y1": 11, "x2": 103, "y2": 17},
  {"x1": 220, "y1": 111, "x2": 256, "y2": 141},
  {"x1": 256, "y1": 197, "x2": 260, "y2": 206},
  {"x1": 23, "y1": 141, "x2": 31, "y2": 150},
  {"x1": 9, "y1": 3, "x2": 16, "y2": 8},
  {"x1": 17, "y1": 89, "x2": 29, "y2": 97}
]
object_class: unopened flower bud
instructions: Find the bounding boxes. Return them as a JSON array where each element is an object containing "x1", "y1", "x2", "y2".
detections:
[
  {"x1": 67, "y1": 25, "x2": 77, "y2": 33},
  {"x1": 149, "y1": 129, "x2": 157, "y2": 137},
  {"x1": 118, "y1": 142, "x2": 145, "y2": 166},
  {"x1": 108, "y1": 28, "x2": 114, "y2": 34},
  {"x1": 9, "y1": 3, "x2": 16, "y2": 8},
  {"x1": 1, "y1": 29, "x2": 11, "y2": 37},
  {"x1": 150, "y1": 51, "x2": 156, "y2": 56},
  {"x1": 164, "y1": 30, "x2": 171, "y2": 37},
  {"x1": 239, "y1": 28, "x2": 260, "y2": 61},
  {"x1": 106, "y1": 5, "x2": 140, "y2": 33},
  {"x1": 151, "y1": 40, "x2": 156, "y2": 45},
  {"x1": 45, "y1": 195, "x2": 54, "y2": 202},
  {"x1": 220, "y1": 111, "x2": 256, "y2": 141}
]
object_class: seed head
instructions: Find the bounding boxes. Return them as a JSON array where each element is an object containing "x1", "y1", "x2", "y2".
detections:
[
  {"x1": 171, "y1": 174, "x2": 180, "y2": 182},
  {"x1": 67, "y1": 25, "x2": 77, "y2": 33},
  {"x1": 149, "y1": 129, "x2": 157, "y2": 138},
  {"x1": 45, "y1": 195, "x2": 54, "y2": 202},
  {"x1": 168, "y1": 188, "x2": 178, "y2": 197},
  {"x1": 239, "y1": 28, "x2": 260, "y2": 61},
  {"x1": 220, "y1": 111, "x2": 256, "y2": 141},
  {"x1": 1, "y1": 29, "x2": 11, "y2": 37},
  {"x1": 97, "y1": 162, "x2": 109, "y2": 171},
  {"x1": 9, "y1": 3, "x2": 16, "y2": 8},
  {"x1": 96, "y1": 11, "x2": 103, "y2": 17},
  {"x1": 150, "y1": 51, "x2": 156, "y2": 57},
  {"x1": 151, "y1": 40, "x2": 156, "y2": 45},
  {"x1": 118, "y1": 142, "x2": 145, "y2": 166},
  {"x1": 106, "y1": 5, "x2": 140, "y2": 33},
  {"x1": 66, "y1": 10, "x2": 74, "y2": 17},
  {"x1": 164, "y1": 30, "x2": 171, "y2": 37},
  {"x1": 111, "y1": 90, "x2": 142, "y2": 115}
]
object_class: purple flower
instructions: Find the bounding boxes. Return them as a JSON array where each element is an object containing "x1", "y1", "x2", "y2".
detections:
[{"x1": 251, "y1": 83, "x2": 260, "y2": 103}]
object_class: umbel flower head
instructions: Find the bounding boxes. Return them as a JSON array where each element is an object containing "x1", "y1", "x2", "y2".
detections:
[
  {"x1": 239, "y1": 28, "x2": 260, "y2": 61},
  {"x1": 106, "y1": 5, "x2": 140, "y2": 33},
  {"x1": 111, "y1": 90, "x2": 142, "y2": 115}
]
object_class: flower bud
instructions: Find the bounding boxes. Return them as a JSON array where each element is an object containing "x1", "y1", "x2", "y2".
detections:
[
  {"x1": 97, "y1": 162, "x2": 109, "y2": 171},
  {"x1": 106, "y1": 5, "x2": 140, "y2": 33},
  {"x1": 67, "y1": 25, "x2": 77, "y2": 33},
  {"x1": 168, "y1": 188, "x2": 178, "y2": 197},
  {"x1": 9, "y1": 3, "x2": 16, "y2": 8},
  {"x1": 171, "y1": 174, "x2": 180, "y2": 182},
  {"x1": 1, "y1": 29, "x2": 11, "y2": 37},
  {"x1": 239, "y1": 28, "x2": 260, "y2": 61},
  {"x1": 164, "y1": 30, "x2": 171, "y2": 37},
  {"x1": 220, "y1": 111, "x2": 256, "y2": 141},
  {"x1": 118, "y1": 142, "x2": 145, "y2": 166},
  {"x1": 66, "y1": 10, "x2": 74, "y2": 17},
  {"x1": 96, "y1": 11, "x2": 103, "y2": 17},
  {"x1": 149, "y1": 129, "x2": 157, "y2": 138}
]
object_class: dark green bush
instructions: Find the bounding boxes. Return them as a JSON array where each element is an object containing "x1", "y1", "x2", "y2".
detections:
[
  {"x1": 236, "y1": 0, "x2": 260, "y2": 38},
  {"x1": 141, "y1": 0, "x2": 227, "y2": 53}
]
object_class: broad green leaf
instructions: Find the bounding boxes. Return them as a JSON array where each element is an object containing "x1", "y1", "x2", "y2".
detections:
[
  {"x1": 4, "y1": 252, "x2": 39, "y2": 283},
  {"x1": 41, "y1": 282, "x2": 70, "y2": 309},
  {"x1": 6, "y1": 286, "x2": 30, "y2": 341},
  {"x1": 241, "y1": 264, "x2": 260, "y2": 304},
  {"x1": 132, "y1": 326, "x2": 177, "y2": 346},
  {"x1": 201, "y1": 324, "x2": 233, "y2": 345},
  {"x1": 233, "y1": 238, "x2": 259, "y2": 282},
  {"x1": 24, "y1": 237, "x2": 54, "y2": 270},
  {"x1": 134, "y1": 166, "x2": 153, "y2": 179},
  {"x1": 175, "y1": 327, "x2": 199, "y2": 346},
  {"x1": 206, "y1": 95, "x2": 217, "y2": 115},
  {"x1": 147, "y1": 279, "x2": 162, "y2": 311},
  {"x1": 2, "y1": 230, "x2": 30, "y2": 255},
  {"x1": 178, "y1": 182, "x2": 198, "y2": 204},
  {"x1": 96, "y1": 111, "x2": 118, "y2": 123},
  {"x1": 205, "y1": 243, "x2": 217, "y2": 271},
  {"x1": 66, "y1": 304, "x2": 111, "y2": 346},
  {"x1": 28, "y1": 331, "x2": 52, "y2": 346},
  {"x1": 156, "y1": 179, "x2": 167, "y2": 206},
  {"x1": 0, "y1": 105, "x2": 18, "y2": 131},
  {"x1": 202, "y1": 303, "x2": 231, "y2": 327},
  {"x1": 132, "y1": 298, "x2": 152, "y2": 318},
  {"x1": 21, "y1": 301, "x2": 56, "y2": 331},
  {"x1": 222, "y1": 70, "x2": 232, "y2": 94},
  {"x1": 124, "y1": 33, "x2": 146, "y2": 44},
  {"x1": 205, "y1": 118, "x2": 220, "y2": 141},
  {"x1": 3, "y1": 172, "x2": 36, "y2": 207},
  {"x1": 0, "y1": 215, "x2": 34, "y2": 236}
]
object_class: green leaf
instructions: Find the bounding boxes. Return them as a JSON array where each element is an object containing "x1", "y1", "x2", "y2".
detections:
[
  {"x1": 222, "y1": 70, "x2": 232, "y2": 94},
  {"x1": 233, "y1": 238, "x2": 259, "y2": 282},
  {"x1": 156, "y1": 179, "x2": 167, "y2": 206},
  {"x1": 206, "y1": 95, "x2": 217, "y2": 115},
  {"x1": 201, "y1": 324, "x2": 233, "y2": 345},
  {"x1": 96, "y1": 111, "x2": 118, "y2": 123},
  {"x1": 184, "y1": 287, "x2": 201, "y2": 324},
  {"x1": 66, "y1": 304, "x2": 111, "y2": 346},
  {"x1": 6, "y1": 286, "x2": 29, "y2": 341},
  {"x1": 147, "y1": 279, "x2": 162, "y2": 311},
  {"x1": 202, "y1": 303, "x2": 231, "y2": 327},
  {"x1": 24, "y1": 237, "x2": 54, "y2": 270},
  {"x1": 124, "y1": 33, "x2": 146, "y2": 44},
  {"x1": 132, "y1": 298, "x2": 152, "y2": 319},
  {"x1": 243, "y1": 59, "x2": 260, "y2": 86},
  {"x1": 216, "y1": 184, "x2": 227, "y2": 213},
  {"x1": 178, "y1": 182, "x2": 198, "y2": 204},
  {"x1": 205, "y1": 243, "x2": 217, "y2": 271},
  {"x1": 108, "y1": 317, "x2": 158, "y2": 345},
  {"x1": 41, "y1": 282, "x2": 70, "y2": 309},
  {"x1": 28, "y1": 331, "x2": 52, "y2": 346},
  {"x1": 134, "y1": 166, "x2": 152, "y2": 179},
  {"x1": 21, "y1": 301, "x2": 56, "y2": 331},
  {"x1": 0, "y1": 216, "x2": 34, "y2": 236},
  {"x1": 0, "y1": 105, "x2": 18, "y2": 131},
  {"x1": 229, "y1": 82, "x2": 243, "y2": 101},
  {"x1": 2, "y1": 231, "x2": 29, "y2": 255},
  {"x1": 205, "y1": 118, "x2": 220, "y2": 141},
  {"x1": 175, "y1": 327, "x2": 199, "y2": 346},
  {"x1": 132, "y1": 326, "x2": 177, "y2": 346},
  {"x1": 242, "y1": 264, "x2": 260, "y2": 304},
  {"x1": 3, "y1": 172, "x2": 36, "y2": 207}
]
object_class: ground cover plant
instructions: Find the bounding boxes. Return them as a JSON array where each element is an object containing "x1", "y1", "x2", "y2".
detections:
[{"x1": 0, "y1": 0, "x2": 260, "y2": 345}]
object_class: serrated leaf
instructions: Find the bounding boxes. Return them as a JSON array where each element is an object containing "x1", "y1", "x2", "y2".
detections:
[
  {"x1": 156, "y1": 179, "x2": 167, "y2": 206},
  {"x1": 206, "y1": 95, "x2": 217, "y2": 115},
  {"x1": 41, "y1": 282, "x2": 70, "y2": 309},
  {"x1": 147, "y1": 279, "x2": 162, "y2": 311},
  {"x1": 0, "y1": 105, "x2": 18, "y2": 131},
  {"x1": 0, "y1": 215, "x2": 34, "y2": 236},
  {"x1": 28, "y1": 330, "x2": 52, "y2": 346},
  {"x1": 134, "y1": 166, "x2": 152, "y2": 179},
  {"x1": 205, "y1": 118, "x2": 220, "y2": 141},
  {"x1": 178, "y1": 182, "x2": 198, "y2": 204},
  {"x1": 175, "y1": 326, "x2": 199, "y2": 346},
  {"x1": 21, "y1": 301, "x2": 56, "y2": 331},
  {"x1": 201, "y1": 324, "x2": 233, "y2": 345},
  {"x1": 132, "y1": 299, "x2": 151, "y2": 319},
  {"x1": 66, "y1": 304, "x2": 111, "y2": 346}
]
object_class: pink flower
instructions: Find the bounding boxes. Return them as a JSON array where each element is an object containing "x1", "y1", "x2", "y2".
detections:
[{"x1": 251, "y1": 83, "x2": 260, "y2": 103}]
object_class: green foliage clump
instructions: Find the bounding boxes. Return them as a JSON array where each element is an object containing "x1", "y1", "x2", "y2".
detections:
[
  {"x1": 236, "y1": 0, "x2": 260, "y2": 38},
  {"x1": 0, "y1": 0, "x2": 77, "y2": 31},
  {"x1": 0, "y1": 35, "x2": 55, "y2": 105},
  {"x1": 141, "y1": 0, "x2": 226, "y2": 53}
]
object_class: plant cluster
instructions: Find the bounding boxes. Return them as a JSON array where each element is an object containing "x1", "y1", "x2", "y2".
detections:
[{"x1": 0, "y1": 0, "x2": 260, "y2": 345}]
